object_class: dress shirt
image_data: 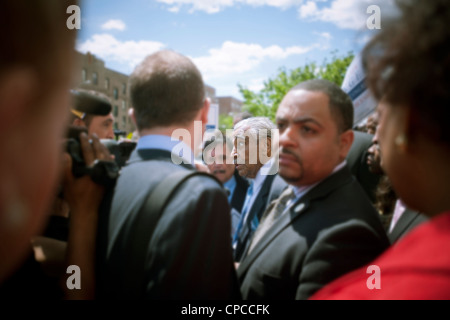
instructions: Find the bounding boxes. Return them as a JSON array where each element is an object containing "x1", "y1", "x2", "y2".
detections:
[
  {"x1": 245, "y1": 160, "x2": 273, "y2": 214},
  {"x1": 136, "y1": 134, "x2": 194, "y2": 165},
  {"x1": 389, "y1": 199, "x2": 406, "y2": 233},
  {"x1": 223, "y1": 175, "x2": 237, "y2": 203}
]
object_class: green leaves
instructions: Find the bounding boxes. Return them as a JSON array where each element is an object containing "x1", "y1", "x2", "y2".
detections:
[{"x1": 238, "y1": 51, "x2": 354, "y2": 123}]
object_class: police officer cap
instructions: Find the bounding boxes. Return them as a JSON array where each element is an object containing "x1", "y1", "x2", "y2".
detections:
[{"x1": 71, "y1": 89, "x2": 112, "y2": 118}]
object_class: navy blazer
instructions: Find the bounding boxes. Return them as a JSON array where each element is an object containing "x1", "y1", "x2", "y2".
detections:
[
  {"x1": 230, "y1": 170, "x2": 249, "y2": 213},
  {"x1": 346, "y1": 130, "x2": 380, "y2": 203},
  {"x1": 96, "y1": 148, "x2": 240, "y2": 299}
]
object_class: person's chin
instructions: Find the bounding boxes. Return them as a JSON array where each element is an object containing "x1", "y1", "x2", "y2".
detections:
[
  {"x1": 235, "y1": 165, "x2": 246, "y2": 176},
  {"x1": 279, "y1": 165, "x2": 301, "y2": 182}
]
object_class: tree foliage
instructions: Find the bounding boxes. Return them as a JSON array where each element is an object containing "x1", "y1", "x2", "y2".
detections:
[
  {"x1": 238, "y1": 51, "x2": 354, "y2": 122},
  {"x1": 219, "y1": 114, "x2": 234, "y2": 131}
]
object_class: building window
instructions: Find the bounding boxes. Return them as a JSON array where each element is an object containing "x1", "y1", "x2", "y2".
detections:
[
  {"x1": 92, "y1": 72, "x2": 98, "y2": 85},
  {"x1": 122, "y1": 116, "x2": 126, "y2": 127},
  {"x1": 105, "y1": 78, "x2": 110, "y2": 90},
  {"x1": 113, "y1": 105, "x2": 118, "y2": 117},
  {"x1": 122, "y1": 83, "x2": 127, "y2": 95},
  {"x1": 113, "y1": 88, "x2": 118, "y2": 100},
  {"x1": 122, "y1": 100, "x2": 126, "y2": 110},
  {"x1": 81, "y1": 69, "x2": 87, "y2": 82}
]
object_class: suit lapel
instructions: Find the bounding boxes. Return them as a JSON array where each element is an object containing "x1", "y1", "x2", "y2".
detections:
[
  {"x1": 231, "y1": 172, "x2": 249, "y2": 212},
  {"x1": 237, "y1": 198, "x2": 310, "y2": 275},
  {"x1": 238, "y1": 167, "x2": 353, "y2": 276},
  {"x1": 248, "y1": 174, "x2": 275, "y2": 219},
  {"x1": 389, "y1": 208, "x2": 421, "y2": 241},
  {"x1": 234, "y1": 174, "x2": 276, "y2": 259}
]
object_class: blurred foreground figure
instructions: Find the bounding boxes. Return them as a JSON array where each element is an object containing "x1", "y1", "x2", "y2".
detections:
[
  {"x1": 312, "y1": 0, "x2": 450, "y2": 299},
  {"x1": 97, "y1": 50, "x2": 240, "y2": 299},
  {"x1": 0, "y1": 0, "x2": 78, "y2": 284}
]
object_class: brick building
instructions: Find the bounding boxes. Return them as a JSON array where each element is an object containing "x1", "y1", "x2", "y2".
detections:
[
  {"x1": 75, "y1": 51, "x2": 134, "y2": 136},
  {"x1": 75, "y1": 51, "x2": 242, "y2": 135},
  {"x1": 216, "y1": 96, "x2": 243, "y2": 116}
]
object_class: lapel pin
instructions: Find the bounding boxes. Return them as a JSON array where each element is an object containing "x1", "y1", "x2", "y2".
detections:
[{"x1": 294, "y1": 203, "x2": 305, "y2": 214}]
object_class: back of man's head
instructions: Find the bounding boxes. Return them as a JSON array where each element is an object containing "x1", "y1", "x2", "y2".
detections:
[
  {"x1": 130, "y1": 50, "x2": 205, "y2": 131},
  {"x1": 291, "y1": 79, "x2": 354, "y2": 133}
]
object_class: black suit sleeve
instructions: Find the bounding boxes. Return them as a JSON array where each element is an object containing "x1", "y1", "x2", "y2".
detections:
[
  {"x1": 145, "y1": 176, "x2": 241, "y2": 299},
  {"x1": 296, "y1": 219, "x2": 387, "y2": 299}
]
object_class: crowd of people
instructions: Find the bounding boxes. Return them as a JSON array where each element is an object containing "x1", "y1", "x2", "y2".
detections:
[{"x1": 1, "y1": 0, "x2": 450, "y2": 300}]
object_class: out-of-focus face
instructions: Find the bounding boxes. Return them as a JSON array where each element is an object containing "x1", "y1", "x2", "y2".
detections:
[
  {"x1": 206, "y1": 144, "x2": 235, "y2": 183},
  {"x1": 0, "y1": 70, "x2": 72, "y2": 282},
  {"x1": 367, "y1": 139, "x2": 383, "y2": 175},
  {"x1": 232, "y1": 133, "x2": 270, "y2": 179},
  {"x1": 88, "y1": 113, "x2": 114, "y2": 139},
  {"x1": 275, "y1": 89, "x2": 352, "y2": 187},
  {"x1": 376, "y1": 100, "x2": 410, "y2": 197}
]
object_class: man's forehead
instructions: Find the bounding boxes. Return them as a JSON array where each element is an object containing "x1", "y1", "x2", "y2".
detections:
[{"x1": 277, "y1": 89, "x2": 329, "y2": 117}]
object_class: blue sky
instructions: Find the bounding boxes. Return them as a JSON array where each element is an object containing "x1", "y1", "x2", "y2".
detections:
[{"x1": 76, "y1": 0, "x2": 395, "y2": 100}]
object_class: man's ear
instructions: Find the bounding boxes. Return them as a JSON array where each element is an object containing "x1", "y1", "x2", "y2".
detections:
[
  {"x1": 72, "y1": 117, "x2": 85, "y2": 127},
  {"x1": 129, "y1": 108, "x2": 136, "y2": 125},
  {"x1": 199, "y1": 98, "x2": 210, "y2": 125},
  {"x1": 266, "y1": 137, "x2": 272, "y2": 158},
  {"x1": 339, "y1": 129, "x2": 354, "y2": 160},
  {"x1": 0, "y1": 69, "x2": 37, "y2": 134}
]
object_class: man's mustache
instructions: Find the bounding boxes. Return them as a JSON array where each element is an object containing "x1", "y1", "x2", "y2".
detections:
[{"x1": 279, "y1": 148, "x2": 301, "y2": 163}]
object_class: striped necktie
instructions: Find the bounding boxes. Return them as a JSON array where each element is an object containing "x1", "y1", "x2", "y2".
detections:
[
  {"x1": 232, "y1": 180, "x2": 254, "y2": 246},
  {"x1": 247, "y1": 187, "x2": 295, "y2": 254}
]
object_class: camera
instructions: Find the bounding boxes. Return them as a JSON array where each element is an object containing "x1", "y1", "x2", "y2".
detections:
[
  {"x1": 65, "y1": 126, "x2": 136, "y2": 186},
  {"x1": 65, "y1": 89, "x2": 137, "y2": 186}
]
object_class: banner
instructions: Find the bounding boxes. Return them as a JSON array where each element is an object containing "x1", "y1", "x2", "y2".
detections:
[{"x1": 341, "y1": 53, "x2": 377, "y2": 127}]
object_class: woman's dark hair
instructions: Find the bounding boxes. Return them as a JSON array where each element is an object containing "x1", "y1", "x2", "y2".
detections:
[{"x1": 362, "y1": 0, "x2": 450, "y2": 145}]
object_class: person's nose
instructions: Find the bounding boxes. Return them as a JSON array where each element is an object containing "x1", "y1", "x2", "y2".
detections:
[
  {"x1": 279, "y1": 126, "x2": 296, "y2": 149},
  {"x1": 107, "y1": 127, "x2": 115, "y2": 140}
]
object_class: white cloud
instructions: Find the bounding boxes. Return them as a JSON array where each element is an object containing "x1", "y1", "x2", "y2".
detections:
[
  {"x1": 299, "y1": 1, "x2": 318, "y2": 18},
  {"x1": 192, "y1": 41, "x2": 317, "y2": 81},
  {"x1": 156, "y1": 0, "x2": 304, "y2": 14},
  {"x1": 312, "y1": 31, "x2": 332, "y2": 49},
  {"x1": 314, "y1": 31, "x2": 331, "y2": 40},
  {"x1": 76, "y1": 34, "x2": 166, "y2": 71},
  {"x1": 168, "y1": 6, "x2": 181, "y2": 13},
  {"x1": 299, "y1": 0, "x2": 398, "y2": 30},
  {"x1": 101, "y1": 19, "x2": 126, "y2": 31},
  {"x1": 246, "y1": 77, "x2": 266, "y2": 92}
]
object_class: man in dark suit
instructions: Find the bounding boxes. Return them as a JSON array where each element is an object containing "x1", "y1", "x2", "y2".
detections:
[
  {"x1": 237, "y1": 79, "x2": 390, "y2": 299},
  {"x1": 203, "y1": 136, "x2": 249, "y2": 236},
  {"x1": 346, "y1": 130, "x2": 381, "y2": 203},
  {"x1": 96, "y1": 50, "x2": 240, "y2": 299},
  {"x1": 231, "y1": 117, "x2": 287, "y2": 262},
  {"x1": 366, "y1": 123, "x2": 428, "y2": 243},
  {"x1": 203, "y1": 136, "x2": 249, "y2": 213}
]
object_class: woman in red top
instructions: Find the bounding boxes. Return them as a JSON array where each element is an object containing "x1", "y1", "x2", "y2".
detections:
[{"x1": 311, "y1": 0, "x2": 450, "y2": 300}]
